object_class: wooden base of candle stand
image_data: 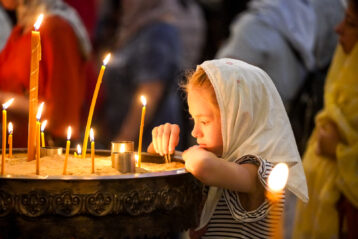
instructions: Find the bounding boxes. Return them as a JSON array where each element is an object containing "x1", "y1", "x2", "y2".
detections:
[{"x1": 0, "y1": 148, "x2": 203, "y2": 239}]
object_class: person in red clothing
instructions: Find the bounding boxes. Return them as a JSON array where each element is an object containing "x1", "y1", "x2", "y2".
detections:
[{"x1": 0, "y1": 0, "x2": 91, "y2": 147}]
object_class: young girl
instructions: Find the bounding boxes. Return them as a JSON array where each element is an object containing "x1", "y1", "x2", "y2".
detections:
[{"x1": 147, "y1": 58, "x2": 308, "y2": 238}]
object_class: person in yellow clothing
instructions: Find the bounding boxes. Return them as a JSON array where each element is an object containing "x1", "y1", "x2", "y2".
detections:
[{"x1": 293, "y1": 0, "x2": 358, "y2": 238}]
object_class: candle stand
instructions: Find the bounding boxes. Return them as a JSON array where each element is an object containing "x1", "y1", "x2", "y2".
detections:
[{"x1": 0, "y1": 149, "x2": 203, "y2": 239}]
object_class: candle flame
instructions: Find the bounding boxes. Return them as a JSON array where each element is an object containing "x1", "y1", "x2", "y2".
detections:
[
  {"x1": 77, "y1": 144, "x2": 82, "y2": 155},
  {"x1": 135, "y1": 154, "x2": 139, "y2": 165},
  {"x1": 90, "y1": 128, "x2": 94, "y2": 142},
  {"x1": 34, "y1": 14, "x2": 44, "y2": 31},
  {"x1": 8, "y1": 122, "x2": 13, "y2": 134},
  {"x1": 67, "y1": 126, "x2": 72, "y2": 140},
  {"x1": 268, "y1": 163, "x2": 289, "y2": 192},
  {"x1": 140, "y1": 95, "x2": 147, "y2": 106},
  {"x1": 36, "y1": 102, "x2": 44, "y2": 121},
  {"x1": 120, "y1": 144, "x2": 125, "y2": 153},
  {"x1": 103, "y1": 53, "x2": 111, "y2": 66},
  {"x1": 2, "y1": 98, "x2": 14, "y2": 109},
  {"x1": 41, "y1": 120, "x2": 47, "y2": 132}
]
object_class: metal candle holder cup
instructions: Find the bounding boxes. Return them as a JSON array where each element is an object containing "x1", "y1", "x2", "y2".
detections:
[
  {"x1": 40, "y1": 146, "x2": 63, "y2": 157},
  {"x1": 111, "y1": 141, "x2": 135, "y2": 173}
]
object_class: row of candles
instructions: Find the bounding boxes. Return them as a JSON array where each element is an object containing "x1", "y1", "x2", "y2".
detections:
[
  {"x1": 1, "y1": 95, "x2": 145, "y2": 175},
  {"x1": 1, "y1": 99, "x2": 46, "y2": 162},
  {"x1": 1, "y1": 13, "x2": 148, "y2": 176}
]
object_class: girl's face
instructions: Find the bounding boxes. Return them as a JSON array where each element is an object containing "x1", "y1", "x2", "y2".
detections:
[
  {"x1": 188, "y1": 86, "x2": 223, "y2": 156},
  {"x1": 335, "y1": 2, "x2": 358, "y2": 54}
]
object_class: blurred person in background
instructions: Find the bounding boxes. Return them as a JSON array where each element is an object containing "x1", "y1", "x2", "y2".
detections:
[
  {"x1": 64, "y1": 0, "x2": 98, "y2": 44},
  {"x1": 171, "y1": 0, "x2": 206, "y2": 71},
  {"x1": 216, "y1": 0, "x2": 316, "y2": 110},
  {"x1": 96, "y1": 0, "x2": 206, "y2": 150},
  {"x1": 0, "y1": 0, "x2": 91, "y2": 147},
  {"x1": 0, "y1": 3, "x2": 12, "y2": 51},
  {"x1": 293, "y1": 0, "x2": 358, "y2": 238},
  {"x1": 289, "y1": 0, "x2": 344, "y2": 155}
]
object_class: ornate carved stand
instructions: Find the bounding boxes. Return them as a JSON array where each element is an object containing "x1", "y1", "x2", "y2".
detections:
[{"x1": 0, "y1": 150, "x2": 203, "y2": 239}]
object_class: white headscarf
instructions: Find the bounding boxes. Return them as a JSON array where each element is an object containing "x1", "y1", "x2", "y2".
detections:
[{"x1": 196, "y1": 58, "x2": 308, "y2": 229}]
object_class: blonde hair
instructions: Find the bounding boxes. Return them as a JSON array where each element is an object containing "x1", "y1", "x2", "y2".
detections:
[{"x1": 181, "y1": 67, "x2": 219, "y2": 109}]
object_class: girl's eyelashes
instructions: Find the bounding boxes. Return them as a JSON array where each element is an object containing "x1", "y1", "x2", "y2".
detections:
[
  {"x1": 189, "y1": 116, "x2": 209, "y2": 125},
  {"x1": 201, "y1": 121, "x2": 208, "y2": 125}
]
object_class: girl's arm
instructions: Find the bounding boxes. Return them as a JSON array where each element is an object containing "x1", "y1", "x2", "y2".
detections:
[
  {"x1": 183, "y1": 146, "x2": 266, "y2": 210},
  {"x1": 182, "y1": 145, "x2": 262, "y2": 194}
]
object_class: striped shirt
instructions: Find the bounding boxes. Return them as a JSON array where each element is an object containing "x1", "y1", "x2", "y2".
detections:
[{"x1": 202, "y1": 155, "x2": 285, "y2": 239}]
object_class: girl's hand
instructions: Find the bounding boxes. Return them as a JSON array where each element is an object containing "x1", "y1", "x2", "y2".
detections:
[
  {"x1": 316, "y1": 121, "x2": 341, "y2": 159},
  {"x1": 147, "y1": 123, "x2": 180, "y2": 155},
  {"x1": 182, "y1": 145, "x2": 217, "y2": 175}
]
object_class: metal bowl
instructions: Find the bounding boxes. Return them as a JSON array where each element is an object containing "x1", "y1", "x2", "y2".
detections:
[{"x1": 0, "y1": 149, "x2": 203, "y2": 239}]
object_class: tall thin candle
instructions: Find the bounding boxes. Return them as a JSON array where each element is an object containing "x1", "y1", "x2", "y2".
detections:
[
  {"x1": 28, "y1": 14, "x2": 43, "y2": 162},
  {"x1": 2, "y1": 98, "x2": 14, "y2": 175},
  {"x1": 82, "y1": 53, "x2": 111, "y2": 159},
  {"x1": 90, "y1": 128, "x2": 95, "y2": 173},
  {"x1": 35, "y1": 102, "x2": 44, "y2": 175},
  {"x1": 63, "y1": 126, "x2": 71, "y2": 175},
  {"x1": 137, "y1": 96, "x2": 147, "y2": 167},
  {"x1": 267, "y1": 163, "x2": 289, "y2": 239},
  {"x1": 40, "y1": 120, "x2": 47, "y2": 147},
  {"x1": 8, "y1": 122, "x2": 13, "y2": 158}
]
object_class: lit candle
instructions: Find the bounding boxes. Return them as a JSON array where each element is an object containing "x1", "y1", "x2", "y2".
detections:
[
  {"x1": 137, "y1": 96, "x2": 146, "y2": 167},
  {"x1": 76, "y1": 144, "x2": 82, "y2": 158},
  {"x1": 267, "y1": 163, "x2": 289, "y2": 239},
  {"x1": 90, "y1": 128, "x2": 95, "y2": 173},
  {"x1": 117, "y1": 144, "x2": 134, "y2": 173},
  {"x1": 134, "y1": 154, "x2": 139, "y2": 167},
  {"x1": 2, "y1": 98, "x2": 14, "y2": 175},
  {"x1": 82, "y1": 53, "x2": 111, "y2": 159},
  {"x1": 40, "y1": 120, "x2": 47, "y2": 147},
  {"x1": 28, "y1": 14, "x2": 43, "y2": 162},
  {"x1": 35, "y1": 102, "x2": 44, "y2": 175},
  {"x1": 8, "y1": 122, "x2": 13, "y2": 158},
  {"x1": 63, "y1": 126, "x2": 71, "y2": 175},
  {"x1": 120, "y1": 144, "x2": 125, "y2": 153}
]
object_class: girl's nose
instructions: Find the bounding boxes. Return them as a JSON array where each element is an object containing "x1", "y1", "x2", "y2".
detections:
[{"x1": 191, "y1": 124, "x2": 201, "y2": 138}]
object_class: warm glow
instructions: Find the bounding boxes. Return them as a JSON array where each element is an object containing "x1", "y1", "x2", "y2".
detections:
[
  {"x1": 90, "y1": 128, "x2": 94, "y2": 142},
  {"x1": 34, "y1": 14, "x2": 44, "y2": 31},
  {"x1": 2, "y1": 98, "x2": 14, "y2": 109},
  {"x1": 135, "y1": 154, "x2": 139, "y2": 165},
  {"x1": 41, "y1": 120, "x2": 47, "y2": 132},
  {"x1": 36, "y1": 102, "x2": 44, "y2": 120},
  {"x1": 268, "y1": 163, "x2": 289, "y2": 192},
  {"x1": 140, "y1": 95, "x2": 147, "y2": 106},
  {"x1": 103, "y1": 53, "x2": 111, "y2": 66},
  {"x1": 77, "y1": 144, "x2": 82, "y2": 155},
  {"x1": 120, "y1": 144, "x2": 125, "y2": 153},
  {"x1": 8, "y1": 122, "x2": 13, "y2": 134},
  {"x1": 67, "y1": 126, "x2": 72, "y2": 140}
]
